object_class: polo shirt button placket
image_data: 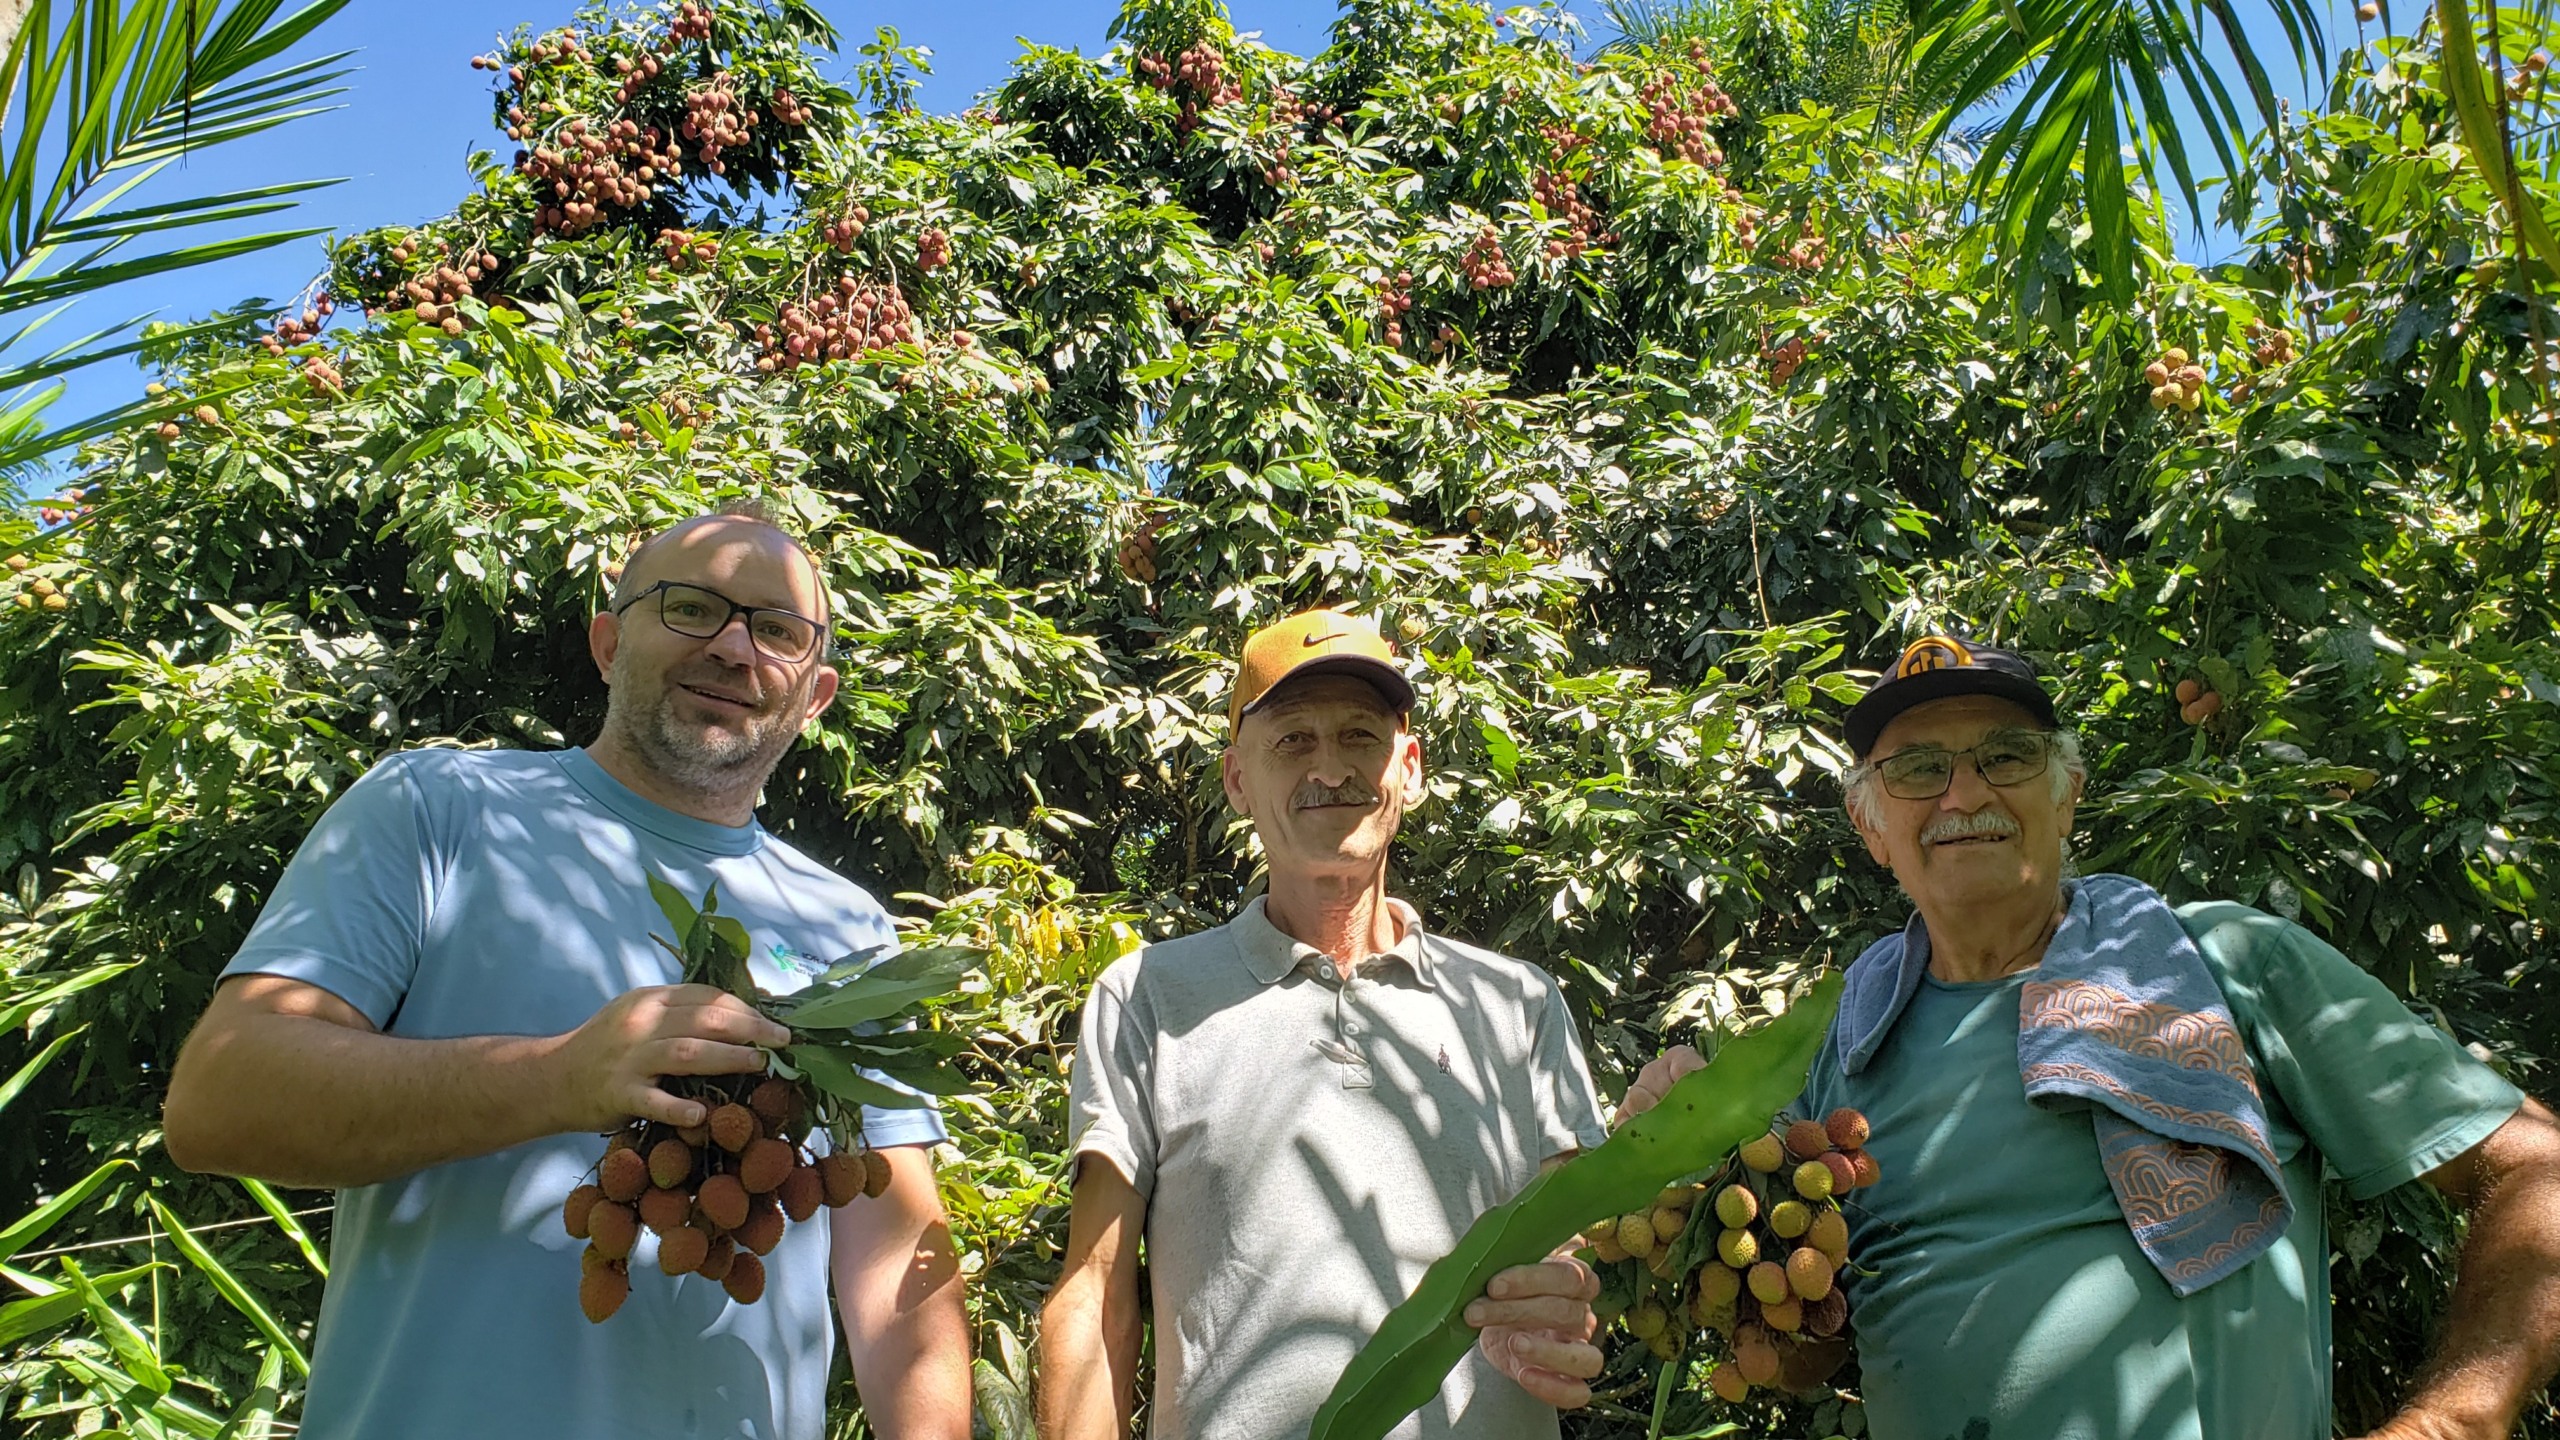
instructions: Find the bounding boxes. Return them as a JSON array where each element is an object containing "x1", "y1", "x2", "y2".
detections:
[{"x1": 1333, "y1": 969, "x2": 1371, "y2": 1090}]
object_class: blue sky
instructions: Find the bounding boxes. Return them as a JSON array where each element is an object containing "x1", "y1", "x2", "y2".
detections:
[{"x1": 9, "y1": 0, "x2": 2368, "y2": 479}]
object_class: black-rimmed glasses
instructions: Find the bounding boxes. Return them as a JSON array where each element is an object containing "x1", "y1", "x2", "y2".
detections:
[
  {"x1": 614, "y1": 580, "x2": 824, "y2": 663},
  {"x1": 1862, "y1": 731, "x2": 2056, "y2": 800}
]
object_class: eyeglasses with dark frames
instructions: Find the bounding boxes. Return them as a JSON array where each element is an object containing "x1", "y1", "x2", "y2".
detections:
[
  {"x1": 1859, "y1": 730, "x2": 2057, "y2": 801},
  {"x1": 613, "y1": 580, "x2": 825, "y2": 663}
]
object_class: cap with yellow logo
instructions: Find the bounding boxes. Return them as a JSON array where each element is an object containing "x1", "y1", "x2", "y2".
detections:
[
  {"x1": 1843, "y1": 635, "x2": 2057, "y2": 757},
  {"x1": 1228, "y1": 609, "x2": 1416, "y2": 728}
]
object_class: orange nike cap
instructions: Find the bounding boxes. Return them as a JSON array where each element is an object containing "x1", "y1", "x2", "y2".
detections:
[{"x1": 1228, "y1": 609, "x2": 1416, "y2": 728}]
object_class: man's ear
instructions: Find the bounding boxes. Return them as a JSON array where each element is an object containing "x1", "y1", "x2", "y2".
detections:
[
  {"x1": 1848, "y1": 800, "x2": 1891, "y2": 867},
  {"x1": 1395, "y1": 728, "x2": 1424, "y2": 804},
  {"x1": 801, "y1": 664, "x2": 840, "y2": 726},
  {"x1": 589, "y1": 611, "x2": 621, "y2": 684},
  {"x1": 1220, "y1": 746, "x2": 1250, "y2": 815}
]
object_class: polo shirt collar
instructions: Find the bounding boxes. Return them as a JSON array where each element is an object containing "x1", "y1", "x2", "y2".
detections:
[{"x1": 1234, "y1": 894, "x2": 1435, "y2": 989}]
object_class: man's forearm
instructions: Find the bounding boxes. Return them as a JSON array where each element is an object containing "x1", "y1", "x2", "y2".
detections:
[
  {"x1": 165, "y1": 1009, "x2": 573, "y2": 1188},
  {"x1": 1036, "y1": 1279, "x2": 1140, "y2": 1440},
  {"x1": 2393, "y1": 1114, "x2": 2560, "y2": 1438}
]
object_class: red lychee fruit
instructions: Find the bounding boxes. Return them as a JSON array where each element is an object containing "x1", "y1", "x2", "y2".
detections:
[
  {"x1": 779, "y1": 1165, "x2": 824, "y2": 1222},
  {"x1": 817, "y1": 1151, "x2": 863, "y2": 1207},
  {"x1": 1784, "y1": 1119, "x2": 1832, "y2": 1161},
  {"x1": 709, "y1": 1103, "x2": 759, "y2": 1154},
  {"x1": 735, "y1": 1201, "x2": 785, "y2": 1257},
  {"x1": 739, "y1": 1137, "x2": 794, "y2": 1194},
  {"x1": 580, "y1": 1264, "x2": 631, "y2": 1322},
  {"x1": 1823, "y1": 1107, "x2": 1870, "y2": 1150},
  {"x1": 697, "y1": 1173, "x2": 750, "y2": 1231},
  {"x1": 562, "y1": 1183, "x2": 604, "y2": 1239},
  {"x1": 862, "y1": 1149, "x2": 894, "y2": 1198},
  {"x1": 587, "y1": 1201, "x2": 639, "y2": 1260},
  {"x1": 648, "y1": 1138, "x2": 695, "y2": 1189},
  {"x1": 599, "y1": 1146, "x2": 649, "y2": 1201},
  {"x1": 657, "y1": 1223, "x2": 711, "y2": 1275},
  {"x1": 723, "y1": 1251, "x2": 767, "y2": 1304},
  {"x1": 638, "y1": 1186, "x2": 693, "y2": 1235}
]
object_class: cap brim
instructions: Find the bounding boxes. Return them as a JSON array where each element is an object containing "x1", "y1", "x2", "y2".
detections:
[
  {"x1": 1845, "y1": 669, "x2": 2057, "y2": 757},
  {"x1": 1237, "y1": 655, "x2": 1416, "y2": 721}
]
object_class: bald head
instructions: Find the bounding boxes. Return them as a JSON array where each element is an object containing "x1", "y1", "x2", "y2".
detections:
[{"x1": 611, "y1": 509, "x2": 828, "y2": 628}]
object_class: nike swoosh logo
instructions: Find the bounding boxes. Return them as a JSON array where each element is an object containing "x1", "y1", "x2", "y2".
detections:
[{"x1": 1302, "y1": 633, "x2": 1350, "y2": 647}]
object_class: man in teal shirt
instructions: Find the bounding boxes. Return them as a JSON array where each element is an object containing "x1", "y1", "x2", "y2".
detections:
[
  {"x1": 163, "y1": 504, "x2": 972, "y2": 1438},
  {"x1": 1625, "y1": 637, "x2": 2560, "y2": 1440}
]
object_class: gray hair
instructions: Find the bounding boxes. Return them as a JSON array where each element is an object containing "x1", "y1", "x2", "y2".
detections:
[{"x1": 1842, "y1": 727, "x2": 2086, "y2": 834}]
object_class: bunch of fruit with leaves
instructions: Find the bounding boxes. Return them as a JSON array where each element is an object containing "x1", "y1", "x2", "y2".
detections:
[
  {"x1": 1581, "y1": 1108, "x2": 1877, "y2": 1422},
  {"x1": 564, "y1": 880, "x2": 974, "y2": 1322}
]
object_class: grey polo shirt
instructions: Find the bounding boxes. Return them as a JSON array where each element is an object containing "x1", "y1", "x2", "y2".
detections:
[{"x1": 1070, "y1": 896, "x2": 1610, "y2": 1440}]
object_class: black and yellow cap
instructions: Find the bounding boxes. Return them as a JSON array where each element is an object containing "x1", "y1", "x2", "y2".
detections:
[{"x1": 1843, "y1": 636, "x2": 2057, "y2": 757}]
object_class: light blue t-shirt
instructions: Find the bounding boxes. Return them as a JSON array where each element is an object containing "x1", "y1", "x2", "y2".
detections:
[
  {"x1": 221, "y1": 746, "x2": 945, "y2": 1440},
  {"x1": 1800, "y1": 901, "x2": 2522, "y2": 1440}
]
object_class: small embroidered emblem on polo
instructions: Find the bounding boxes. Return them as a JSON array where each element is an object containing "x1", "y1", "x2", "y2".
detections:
[{"x1": 1436, "y1": 1045, "x2": 1451, "y2": 1073}]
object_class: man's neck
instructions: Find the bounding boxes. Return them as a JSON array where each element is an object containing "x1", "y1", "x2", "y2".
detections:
[
  {"x1": 1262, "y1": 866, "x2": 1402, "y2": 979},
  {"x1": 1918, "y1": 883, "x2": 2067, "y2": 983},
  {"x1": 584, "y1": 737, "x2": 758, "y2": 828}
]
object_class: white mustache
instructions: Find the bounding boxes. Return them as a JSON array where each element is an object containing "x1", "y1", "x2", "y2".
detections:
[
  {"x1": 1923, "y1": 810, "x2": 2020, "y2": 845},
  {"x1": 1294, "y1": 777, "x2": 1379, "y2": 808}
]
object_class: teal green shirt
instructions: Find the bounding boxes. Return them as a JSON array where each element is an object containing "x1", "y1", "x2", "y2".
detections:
[{"x1": 1801, "y1": 901, "x2": 2523, "y2": 1440}]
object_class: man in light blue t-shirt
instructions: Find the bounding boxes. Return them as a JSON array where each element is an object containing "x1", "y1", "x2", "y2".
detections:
[
  {"x1": 164, "y1": 504, "x2": 970, "y2": 1440},
  {"x1": 1624, "y1": 637, "x2": 2560, "y2": 1440}
]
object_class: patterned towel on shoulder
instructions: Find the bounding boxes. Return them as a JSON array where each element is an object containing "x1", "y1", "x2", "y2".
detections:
[{"x1": 1836, "y1": 873, "x2": 2291, "y2": 1297}]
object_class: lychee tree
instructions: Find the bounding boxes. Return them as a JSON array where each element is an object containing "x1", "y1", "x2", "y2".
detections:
[{"x1": 0, "y1": 0, "x2": 2552, "y2": 1435}]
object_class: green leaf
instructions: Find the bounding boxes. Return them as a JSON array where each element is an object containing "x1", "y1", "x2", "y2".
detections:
[
  {"x1": 0, "y1": 1024, "x2": 81, "y2": 1117},
  {"x1": 0, "y1": 1260, "x2": 158, "y2": 1346},
  {"x1": 784, "y1": 1044, "x2": 938, "y2": 1109},
  {"x1": 213, "y1": 1346, "x2": 288, "y2": 1440},
  {"x1": 0, "y1": 1158, "x2": 132, "y2": 1263},
  {"x1": 0, "y1": 960, "x2": 138, "y2": 1032},
  {"x1": 149, "y1": 1199, "x2": 309, "y2": 1375},
  {"x1": 64, "y1": 1255, "x2": 170, "y2": 1395},
  {"x1": 1308, "y1": 973, "x2": 1842, "y2": 1440},
  {"x1": 238, "y1": 1179, "x2": 325, "y2": 1277},
  {"x1": 647, "y1": 874, "x2": 699, "y2": 944}
]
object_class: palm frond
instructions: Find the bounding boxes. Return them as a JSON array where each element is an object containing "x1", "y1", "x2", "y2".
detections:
[{"x1": 0, "y1": 0, "x2": 351, "y2": 451}]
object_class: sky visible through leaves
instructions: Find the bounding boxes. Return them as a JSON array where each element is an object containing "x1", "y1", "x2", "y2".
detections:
[{"x1": 9, "y1": 0, "x2": 2375, "y2": 482}]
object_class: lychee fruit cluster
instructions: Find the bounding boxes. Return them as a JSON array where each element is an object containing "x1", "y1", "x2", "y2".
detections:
[
  {"x1": 1762, "y1": 333, "x2": 1810, "y2": 384},
  {"x1": 1137, "y1": 43, "x2": 1244, "y2": 133},
  {"x1": 2506, "y1": 49, "x2": 2549, "y2": 100},
  {"x1": 1586, "y1": 1107, "x2": 1877, "y2": 1401},
  {"x1": 754, "y1": 276, "x2": 919, "y2": 371},
  {"x1": 399, "y1": 253, "x2": 500, "y2": 336},
  {"x1": 1116, "y1": 513, "x2": 1166, "y2": 583},
  {"x1": 2243, "y1": 320, "x2": 2297, "y2": 367},
  {"x1": 2174, "y1": 677, "x2": 2223, "y2": 725},
  {"x1": 1531, "y1": 170, "x2": 1615, "y2": 259},
  {"x1": 609, "y1": 49, "x2": 670, "y2": 104},
  {"x1": 521, "y1": 117, "x2": 681, "y2": 237},
  {"x1": 1376, "y1": 269, "x2": 1414, "y2": 347},
  {"x1": 658, "y1": 227, "x2": 719, "y2": 269},
  {"x1": 569, "y1": 1074, "x2": 893, "y2": 1322},
  {"x1": 823, "y1": 204, "x2": 871, "y2": 254},
  {"x1": 260, "y1": 294, "x2": 335, "y2": 356},
  {"x1": 1462, "y1": 226, "x2": 1516, "y2": 289},
  {"x1": 1641, "y1": 43, "x2": 1737, "y2": 166},
  {"x1": 769, "y1": 89, "x2": 811, "y2": 127},
  {"x1": 303, "y1": 356, "x2": 345, "y2": 395},
  {"x1": 3, "y1": 552, "x2": 79, "y2": 608},
  {"x1": 1428, "y1": 320, "x2": 1460, "y2": 356},
  {"x1": 1770, "y1": 227, "x2": 1828, "y2": 272},
  {"x1": 917, "y1": 226, "x2": 952, "y2": 274},
  {"x1": 681, "y1": 79, "x2": 756, "y2": 176},
  {"x1": 668, "y1": 1, "x2": 714, "y2": 43},
  {"x1": 1261, "y1": 86, "x2": 1307, "y2": 186},
  {"x1": 2143, "y1": 345, "x2": 2207, "y2": 412}
]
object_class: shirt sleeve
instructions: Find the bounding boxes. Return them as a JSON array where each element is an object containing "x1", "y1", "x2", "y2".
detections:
[
  {"x1": 1529, "y1": 973, "x2": 1611, "y2": 1159},
  {"x1": 221, "y1": 754, "x2": 433, "y2": 1028},
  {"x1": 1067, "y1": 956, "x2": 1159, "y2": 1199},
  {"x1": 2188, "y1": 903, "x2": 2525, "y2": 1199}
]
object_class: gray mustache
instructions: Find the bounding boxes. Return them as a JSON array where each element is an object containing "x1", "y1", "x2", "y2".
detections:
[{"x1": 1293, "y1": 777, "x2": 1380, "y2": 808}]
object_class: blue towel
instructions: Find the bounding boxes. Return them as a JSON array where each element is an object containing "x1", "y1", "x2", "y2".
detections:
[{"x1": 1836, "y1": 873, "x2": 2292, "y2": 1296}]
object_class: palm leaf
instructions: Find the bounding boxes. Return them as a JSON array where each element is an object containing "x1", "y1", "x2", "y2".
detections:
[
  {"x1": 1905, "y1": 0, "x2": 2326, "y2": 316},
  {"x1": 0, "y1": 0, "x2": 351, "y2": 460}
]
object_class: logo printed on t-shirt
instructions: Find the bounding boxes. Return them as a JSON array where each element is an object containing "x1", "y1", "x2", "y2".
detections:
[{"x1": 767, "y1": 941, "x2": 823, "y2": 976}]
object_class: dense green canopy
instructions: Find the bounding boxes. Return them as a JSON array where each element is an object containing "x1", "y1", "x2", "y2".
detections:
[{"x1": 1, "y1": 0, "x2": 2553, "y2": 1434}]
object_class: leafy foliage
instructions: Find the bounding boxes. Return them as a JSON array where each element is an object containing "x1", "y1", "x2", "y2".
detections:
[{"x1": 0, "y1": 0, "x2": 2552, "y2": 1435}]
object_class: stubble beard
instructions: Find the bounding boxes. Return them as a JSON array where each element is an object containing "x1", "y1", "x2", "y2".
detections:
[{"x1": 603, "y1": 652, "x2": 812, "y2": 799}]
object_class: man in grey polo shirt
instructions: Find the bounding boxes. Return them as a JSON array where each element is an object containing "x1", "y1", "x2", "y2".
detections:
[{"x1": 1039, "y1": 609, "x2": 1610, "y2": 1440}]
